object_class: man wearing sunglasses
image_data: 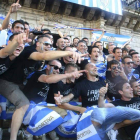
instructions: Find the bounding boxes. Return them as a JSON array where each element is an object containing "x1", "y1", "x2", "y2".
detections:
[
  {"x1": 106, "y1": 60, "x2": 128, "y2": 101},
  {"x1": 122, "y1": 55, "x2": 139, "y2": 81}
]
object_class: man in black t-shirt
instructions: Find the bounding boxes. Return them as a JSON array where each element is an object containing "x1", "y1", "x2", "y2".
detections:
[
  {"x1": 47, "y1": 63, "x2": 85, "y2": 104},
  {"x1": 0, "y1": 34, "x2": 84, "y2": 140},
  {"x1": 98, "y1": 80, "x2": 140, "y2": 140},
  {"x1": 106, "y1": 60, "x2": 128, "y2": 101},
  {"x1": 54, "y1": 60, "x2": 106, "y2": 109}
]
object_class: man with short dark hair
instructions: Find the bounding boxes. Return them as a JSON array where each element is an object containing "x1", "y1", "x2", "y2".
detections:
[
  {"x1": 106, "y1": 60, "x2": 128, "y2": 100},
  {"x1": 122, "y1": 55, "x2": 139, "y2": 81},
  {"x1": 98, "y1": 80, "x2": 140, "y2": 140},
  {"x1": 113, "y1": 47, "x2": 122, "y2": 62},
  {"x1": 131, "y1": 52, "x2": 140, "y2": 74},
  {"x1": 82, "y1": 37, "x2": 89, "y2": 46},
  {"x1": 122, "y1": 48, "x2": 128, "y2": 57},
  {"x1": 72, "y1": 37, "x2": 80, "y2": 51}
]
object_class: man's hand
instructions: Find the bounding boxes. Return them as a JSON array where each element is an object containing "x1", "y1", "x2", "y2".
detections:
[
  {"x1": 9, "y1": 0, "x2": 21, "y2": 14},
  {"x1": 54, "y1": 91, "x2": 63, "y2": 105},
  {"x1": 13, "y1": 31, "x2": 32, "y2": 45},
  {"x1": 99, "y1": 83, "x2": 108, "y2": 97},
  {"x1": 69, "y1": 51, "x2": 88, "y2": 63},
  {"x1": 79, "y1": 107, "x2": 86, "y2": 114},
  {"x1": 68, "y1": 70, "x2": 87, "y2": 79},
  {"x1": 118, "y1": 65, "x2": 128, "y2": 80}
]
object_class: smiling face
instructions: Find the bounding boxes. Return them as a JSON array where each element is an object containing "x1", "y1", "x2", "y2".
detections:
[
  {"x1": 119, "y1": 83, "x2": 133, "y2": 101},
  {"x1": 122, "y1": 58, "x2": 133, "y2": 74},
  {"x1": 111, "y1": 64, "x2": 121, "y2": 77},
  {"x1": 56, "y1": 38, "x2": 65, "y2": 50},
  {"x1": 85, "y1": 63, "x2": 98, "y2": 76},
  {"x1": 77, "y1": 42, "x2": 86, "y2": 54},
  {"x1": 37, "y1": 37, "x2": 52, "y2": 52},
  {"x1": 12, "y1": 23, "x2": 25, "y2": 33}
]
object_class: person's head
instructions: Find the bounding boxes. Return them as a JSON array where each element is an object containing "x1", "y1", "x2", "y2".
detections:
[
  {"x1": 56, "y1": 38, "x2": 65, "y2": 50},
  {"x1": 11, "y1": 20, "x2": 25, "y2": 33},
  {"x1": 84, "y1": 62, "x2": 98, "y2": 77},
  {"x1": 130, "y1": 80, "x2": 140, "y2": 97},
  {"x1": 115, "y1": 80, "x2": 133, "y2": 101},
  {"x1": 41, "y1": 28, "x2": 51, "y2": 34},
  {"x1": 8, "y1": 33, "x2": 24, "y2": 57},
  {"x1": 24, "y1": 21, "x2": 29, "y2": 33},
  {"x1": 45, "y1": 33, "x2": 54, "y2": 45},
  {"x1": 36, "y1": 35, "x2": 52, "y2": 52},
  {"x1": 65, "y1": 63, "x2": 79, "y2": 83},
  {"x1": 131, "y1": 52, "x2": 140, "y2": 66},
  {"x1": 63, "y1": 37, "x2": 70, "y2": 47},
  {"x1": 108, "y1": 44, "x2": 116, "y2": 54},
  {"x1": 113, "y1": 47, "x2": 122, "y2": 61},
  {"x1": 88, "y1": 46, "x2": 99, "y2": 63},
  {"x1": 129, "y1": 49, "x2": 135, "y2": 55},
  {"x1": 122, "y1": 48, "x2": 128, "y2": 57},
  {"x1": 82, "y1": 37, "x2": 89, "y2": 46},
  {"x1": 110, "y1": 60, "x2": 121, "y2": 77},
  {"x1": 94, "y1": 41, "x2": 103, "y2": 53},
  {"x1": 77, "y1": 40, "x2": 87, "y2": 54},
  {"x1": 122, "y1": 55, "x2": 134, "y2": 74},
  {"x1": 73, "y1": 37, "x2": 80, "y2": 47},
  {"x1": 66, "y1": 35, "x2": 71, "y2": 45},
  {"x1": 63, "y1": 47, "x2": 74, "y2": 64},
  {"x1": 47, "y1": 60, "x2": 62, "y2": 75},
  {"x1": 124, "y1": 44, "x2": 131, "y2": 51}
]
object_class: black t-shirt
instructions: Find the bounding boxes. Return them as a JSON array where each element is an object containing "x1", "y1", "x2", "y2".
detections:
[
  {"x1": 72, "y1": 79, "x2": 105, "y2": 107},
  {"x1": 112, "y1": 97, "x2": 140, "y2": 139},
  {"x1": 106, "y1": 71, "x2": 123, "y2": 100},
  {"x1": 0, "y1": 45, "x2": 43, "y2": 84},
  {"x1": 134, "y1": 65, "x2": 140, "y2": 75},
  {"x1": 47, "y1": 81, "x2": 75, "y2": 104},
  {"x1": 0, "y1": 47, "x2": 15, "y2": 75},
  {"x1": 23, "y1": 70, "x2": 49, "y2": 104}
]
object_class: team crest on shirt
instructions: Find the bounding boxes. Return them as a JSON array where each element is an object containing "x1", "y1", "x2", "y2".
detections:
[{"x1": 100, "y1": 0, "x2": 110, "y2": 8}]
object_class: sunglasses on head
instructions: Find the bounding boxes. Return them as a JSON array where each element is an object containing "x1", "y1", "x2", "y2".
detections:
[
  {"x1": 50, "y1": 65, "x2": 63, "y2": 73},
  {"x1": 112, "y1": 66, "x2": 121, "y2": 70},
  {"x1": 125, "y1": 62, "x2": 134, "y2": 65}
]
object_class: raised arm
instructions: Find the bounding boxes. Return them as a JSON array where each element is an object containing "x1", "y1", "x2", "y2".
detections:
[
  {"x1": 38, "y1": 70, "x2": 86, "y2": 84},
  {"x1": 1, "y1": 0, "x2": 21, "y2": 30},
  {"x1": 29, "y1": 50, "x2": 86, "y2": 63},
  {"x1": 0, "y1": 33, "x2": 30, "y2": 58},
  {"x1": 98, "y1": 84, "x2": 115, "y2": 108}
]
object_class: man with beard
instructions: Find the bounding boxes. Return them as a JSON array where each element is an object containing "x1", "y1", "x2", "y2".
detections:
[
  {"x1": 54, "y1": 60, "x2": 106, "y2": 108},
  {"x1": 106, "y1": 60, "x2": 128, "y2": 101},
  {"x1": 122, "y1": 55, "x2": 139, "y2": 81},
  {"x1": 72, "y1": 37, "x2": 80, "y2": 51}
]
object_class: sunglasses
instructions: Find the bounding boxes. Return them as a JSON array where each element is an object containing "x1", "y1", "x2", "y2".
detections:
[
  {"x1": 43, "y1": 43, "x2": 51, "y2": 46},
  {"x1": 125, "y1": 62, "x2": 134, "y2": 65},
  {"x1": 112, "y1": 66, "x2": 121, "y2": 70},
  {"x1": 50, "y1": 65, "x2": 63, "y2": 73}
]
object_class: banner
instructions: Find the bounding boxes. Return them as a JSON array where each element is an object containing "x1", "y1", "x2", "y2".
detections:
[
  {"x1": 77, "y1": 107, "x2": 101, "y2": 140},
  {"x1": 93, "y1": 31, "x2": 131, "y2": 47},
  {"x1": 63, "y1": 0, "x2": 122, "y2": 15},
  {"x1": 23, "y1": 101, "x2": 63, "y2": 136}
]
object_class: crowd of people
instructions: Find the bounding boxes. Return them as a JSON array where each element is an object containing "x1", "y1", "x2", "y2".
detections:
[{"x1": 0, "y1": 1, "x2": 140, "y2": 140}]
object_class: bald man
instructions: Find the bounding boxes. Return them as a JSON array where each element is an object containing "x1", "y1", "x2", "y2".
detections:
[{"x1": 56, "y1": 38, "x2": 65, "y2": 50}]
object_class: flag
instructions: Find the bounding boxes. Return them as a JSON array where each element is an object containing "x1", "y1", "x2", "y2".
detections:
[
  {"x1": 54, "y1": 23, "x2": 101, "y2": 31},
  {"x1": 23, "y1": 101, "x2": 63, "y2": 136},
  {"x1": 77, "y1": 106, "x2": 101, "y2": 140},
  {"x1": 93, "y1": 31, "x2": 131, "y2": 46},
  {"x1": 63, "y1": 0, "x2": 122, "y2": 15},
  {"x1": 55, "y1": 110, "x2": 80, "y2": 138},
  {"x1": 135, "y1": 127, "x2": 140, "y2": 140}
]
